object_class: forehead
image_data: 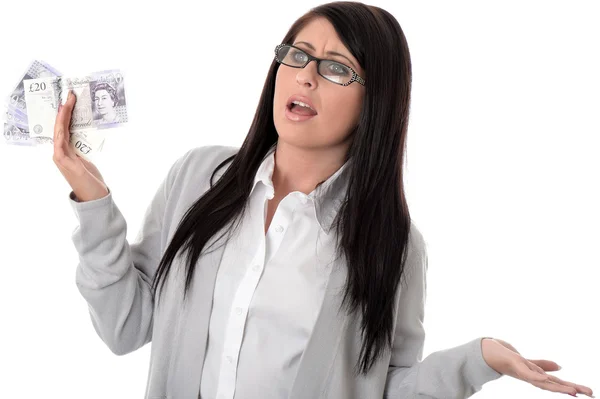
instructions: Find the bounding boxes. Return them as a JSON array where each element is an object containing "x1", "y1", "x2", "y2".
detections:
[
  {"x1": 294, "y1": 17, "x2": 345, "y2": 51},
  {"x1": 293, "y1": 17, "x2": 362, "y2": 73}
]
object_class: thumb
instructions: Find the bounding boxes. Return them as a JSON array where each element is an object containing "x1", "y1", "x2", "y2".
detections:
[
  {"x1": 529, "y1": 359, "x2": 561, "y2": 371},
  {"x1": 493, "y1": 338, "x2": 521, "y2": 355}
]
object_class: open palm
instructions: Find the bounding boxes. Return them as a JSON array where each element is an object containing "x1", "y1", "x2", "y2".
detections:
[{"x1": 482, "y1": 337, "x2": 594, "y2": 397}]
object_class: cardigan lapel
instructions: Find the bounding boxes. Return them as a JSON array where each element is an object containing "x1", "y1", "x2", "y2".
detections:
[
  {"x1": 166, "y1": 233, "x2": 228, "y2": 398},
  {"x1": 288, "y1": 254, "x2": 349, "y2": 399},
  {"x1": 165, "y1": 161, "x2": 351, "y2": 398},
  {"x1": 167, "y1": 166, "x2": 234, "y2": 398}
]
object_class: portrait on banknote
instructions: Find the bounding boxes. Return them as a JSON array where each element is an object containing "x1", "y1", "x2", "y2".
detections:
[{"x1": 90, "y1": 71, "x2": 127, "y2": 125}]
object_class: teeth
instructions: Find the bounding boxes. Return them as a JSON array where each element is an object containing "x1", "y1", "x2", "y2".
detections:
[{"x1": 291, "y1": 100, "x2": 314, "y2": 110}]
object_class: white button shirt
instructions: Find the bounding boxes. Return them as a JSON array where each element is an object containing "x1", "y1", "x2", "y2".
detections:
[{"x1": 200, "y1": 144, "x2": 351, "y2": 399}]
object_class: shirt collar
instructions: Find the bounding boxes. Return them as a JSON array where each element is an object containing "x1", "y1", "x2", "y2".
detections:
[{"x1": 251, "y1": 143, "x2": 351, "y2": 235}]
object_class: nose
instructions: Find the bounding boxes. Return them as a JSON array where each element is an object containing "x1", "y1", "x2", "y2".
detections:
[{"x1": 296, "y1": 60, "x2": 319, "y2": 88}]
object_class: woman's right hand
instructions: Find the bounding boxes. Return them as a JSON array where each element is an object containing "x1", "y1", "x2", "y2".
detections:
[{"x1": 53, "y1": 90, "x2": 109, "y2": 202}]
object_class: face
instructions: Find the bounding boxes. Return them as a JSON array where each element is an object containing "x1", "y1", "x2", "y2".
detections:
[
  {"x1": 94, "y1": 89, "x2": 115, "y2": 115},
  {"x1": 273, "y1": 17, "x2": 365, "y2": 151}
]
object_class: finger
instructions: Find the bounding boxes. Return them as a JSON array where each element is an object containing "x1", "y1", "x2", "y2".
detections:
[
  {"x1": 494, "y1": 338, "x2": 521, "y2": 354},
  {"x1": 525, "y1": 364, "x2": 594, "y2": 397},
  {"x1": 57, "y1": 90, "x2": 76, "y2": 127},
  {"x1": 530, "y1": 378, "x2": 578, "y2": 396},
  {"x1": 54, "y1": 158, "x2": 71, "y2": 177},
  {"x1": 78, "y1": 154, "x2": 93, "y2": 167},
  {"x1": 526, "y1": 359, "x2": 551, "y2": 375},
  {"x1": 53, "y1": 104, "x2": 67, "y2": 155},
  {"x1": 53, "y1": 122, "x2": 74, "y2": 161},
  {"x1": 61, "y1": 128, "x2": 74, "y2": 157},
  {"x1": 53, "y1": 127, "x2": 72, "y2": 164},
  {"x1": 78, "y1": 155, "x2": 105, "y2": 180},
  {"x1": 515, "y1": 361, "x2": 550, "y2": 382},
  {"x1": 57, "y1": 91, "x2": 77, "y2": 156},
  {"x1": 544, "y1": 375, "x2": 595, "y2": 397},
  {"x1": 529, "y1": 358, "x2": 561, "y2": 372},
  {"x1": 53, "y1": 152, "x2": 79, "y2": 177},
  {"x1": 77, "y1": 154, "x2": 95, "y2": 172},
  {"x1": 53, "y1": 104, "x2": 61, "y2": 141},
  {"x1": 53, "y1": 121, "x2": 64, "y2": 156}
]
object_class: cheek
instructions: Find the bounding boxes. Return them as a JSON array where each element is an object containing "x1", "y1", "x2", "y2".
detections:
[
  {"x1": 273, "y1": 67, "x2": 291, "y2": 111},
  {"x1": 321, "y1": 91, "x2": 363, "y2": 129}
]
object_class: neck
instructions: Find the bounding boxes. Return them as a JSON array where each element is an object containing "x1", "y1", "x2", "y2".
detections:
[
  {"x1": 272, "y1": 139, "x2": 350, "y2": 196},
  {"x1": 102, "y1": 110, "x2": 116, "y2": 121}
]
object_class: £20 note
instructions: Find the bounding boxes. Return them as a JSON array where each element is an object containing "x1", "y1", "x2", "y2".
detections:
[{"x1": 23, "y1": 69, "x2": 127, "y2": 159}]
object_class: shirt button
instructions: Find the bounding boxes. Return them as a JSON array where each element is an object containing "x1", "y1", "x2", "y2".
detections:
[
  {"x1": 275, "y1": 225, "x2": 284, "y2": 233},
  {"x1": 252, "y1": 265, "x2": 260, "y2": 271},
  {"x1": 226, "y1": 355, "x2": 233, "y2": 363},
  {"x1": 235, "y1": 307, "x2": 243, "y2": 315}
]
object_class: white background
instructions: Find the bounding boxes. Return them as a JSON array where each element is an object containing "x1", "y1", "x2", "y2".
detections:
[{"x1": 0, "y1": 0, "x2": 598, "y2": 398}]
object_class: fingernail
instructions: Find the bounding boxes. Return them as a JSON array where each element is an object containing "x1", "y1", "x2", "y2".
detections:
[{"x1": 62, "y1": 90, "x2": 71, "y2": 105}]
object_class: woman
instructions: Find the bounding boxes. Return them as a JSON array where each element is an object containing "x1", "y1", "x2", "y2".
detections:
[
  {"x1": 91, "y1": 82, "x2": 121, "y2": 124},
  {"x1": 52, "y1": 2, "x2": 594, "y2": 398}
]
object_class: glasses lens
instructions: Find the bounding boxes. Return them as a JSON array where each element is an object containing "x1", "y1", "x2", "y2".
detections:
[
  {"x1": 277, "y1": 45, "x2": 308, "y2": 67},
  {"x1": 319, "y1": 60, "x2": 353, "y2": 85}
]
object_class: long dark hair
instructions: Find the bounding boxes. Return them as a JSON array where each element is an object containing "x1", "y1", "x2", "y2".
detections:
[{"x1": 151, "y1": 1, "x2": 413, "y2": 376}]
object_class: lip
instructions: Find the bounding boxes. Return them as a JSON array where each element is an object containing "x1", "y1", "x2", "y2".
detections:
[
  {"x1": 285, "y1": 105, "x2": 317, "y2": 122},
  {"x1": 286, "y1": 94, "x2": 318, "y2": 114}
]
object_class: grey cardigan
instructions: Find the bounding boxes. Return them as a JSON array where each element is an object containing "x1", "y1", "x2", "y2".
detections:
[{"x1": 69, "y1": 145, "x2": 503, "y2": 399}]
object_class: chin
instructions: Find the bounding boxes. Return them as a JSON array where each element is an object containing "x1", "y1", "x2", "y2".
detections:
[
  {"x1": 276, "y1": 128, "x2": 322, "y2": 149},
  {"x1": 274, "y1": 113, "x2": 309, "y2": 136}
]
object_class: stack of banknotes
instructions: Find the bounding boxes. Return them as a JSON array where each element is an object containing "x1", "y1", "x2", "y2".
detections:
[{"x1": 3, "y1": 60, "x2": 128, "y2": 159}]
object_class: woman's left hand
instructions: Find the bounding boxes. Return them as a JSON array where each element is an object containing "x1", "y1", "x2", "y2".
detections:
[{"x1": 481, "y1": 337, "x2": 594, "y2": 397}]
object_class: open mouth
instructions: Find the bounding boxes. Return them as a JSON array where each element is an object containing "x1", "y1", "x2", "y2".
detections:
[{"x1": 286, "y1": 100, "x2": 318, "y2": 116}]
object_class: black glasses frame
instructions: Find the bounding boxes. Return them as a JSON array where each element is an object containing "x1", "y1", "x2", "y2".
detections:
[{"x1": 274, "y1": 44, "x2": 366, "y2": 87}]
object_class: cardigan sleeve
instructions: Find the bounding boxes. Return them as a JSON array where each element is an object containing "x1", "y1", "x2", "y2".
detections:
[
  {"x1": 69, "y1": 149, "x2": 193, "y2": 355},
  {"x1": 384, "y1": 225, "x2": 503, "y2": 398}
]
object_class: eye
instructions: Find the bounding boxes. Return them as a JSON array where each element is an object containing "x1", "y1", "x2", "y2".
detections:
[
  {"x1": 291, "y1": 49, "x2": 308, "y2": 63},
  {"x1": 327, "y1": 62, "x2": 350, "y2": 76}
]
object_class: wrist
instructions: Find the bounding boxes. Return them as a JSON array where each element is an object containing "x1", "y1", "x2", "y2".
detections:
[{"x1": 73, "y1": 186, "x2": 109, "y2": 202}]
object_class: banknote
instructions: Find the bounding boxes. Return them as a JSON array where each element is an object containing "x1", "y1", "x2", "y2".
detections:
[
  {"x1": 22, "y1": 76, "x2": 60, "y2": 138},
  {"x1": 23, "y1": 69, "x2": 127, "y2": 159},
  {"x1": 63, "y1": 70, "x2": 128, "y2": 129},
  {"x1": 6, "y1": 60, "x2": 61, "y2": 116},
  {"x1": 69, "y1": 129, "x2": 106, "y2": 160},
  {"x1": 4, "y1": 61, "x2": 125, "y2": 159},
  {"x1": 3, "y1": 123, "x2": 52, "y2": 146},
  {"x1": 24, "y1": 70, "x2": 128, "y2": 136},
  {"x1": 4, "y1": 107, "x2": 28, "y2": 130},
  {"x1": 3, "y1": 122, "x2": 106, "y2": 160}
]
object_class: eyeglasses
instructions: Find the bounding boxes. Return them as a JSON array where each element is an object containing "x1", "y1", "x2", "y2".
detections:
[{"x1": 274, "y1": 44, "x2": 366, "y2": 87}]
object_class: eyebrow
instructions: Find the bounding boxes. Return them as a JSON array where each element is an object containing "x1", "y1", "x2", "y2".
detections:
[{"x1": 293, "y1": 41, "x2": 359, "y2": 70}]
